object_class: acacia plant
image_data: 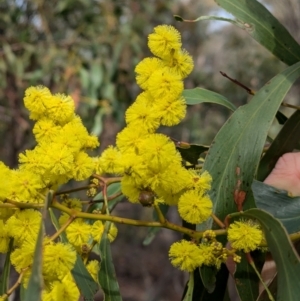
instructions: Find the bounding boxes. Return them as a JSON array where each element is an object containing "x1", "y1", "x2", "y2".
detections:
[{"x1": 1, "y1": 1, "x2": 300, "y2": 300}]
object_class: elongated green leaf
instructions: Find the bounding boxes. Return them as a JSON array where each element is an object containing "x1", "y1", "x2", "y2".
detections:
[
  {"x1": 23, "y1": 191, "x2": 51, "y2": 301},
  {"x1": 191, "y1": 265, "x2": 228, "y2": 300},
  {"x1": 214, "y1": 0, "x2": 300, "y2": 65},
  {"x1": 199, "y1": 266, "x2": 217, "y2": 293},
  {"x1": 24, "y1": 220, "x2": 44, "y2": 301},
  {"x1": 202, "y1": 61, "x2": 300, "y2": 229},
  {"x1": 182, "y1": 273, "x2": 194, "y2": 301},
  {"x1": 242, "y1": 209, "x2": 300, "y2": 301},
  {"x1": 143, "y1": 203, "x2": 168, "y2": 246},
  {"x1": 252, "y1": 180, "x2": 300, "y2": 234},
  {"x1": 182, "y1": 88, "x2": 236, "y2": 111},
  {"x1": 98, "y1": 222, "x2": 122, "y2": 301},
  {"x1": 20, "y1": 283, "x2": 26, "y2": 301},
  {"x1": 257, "y1": 109, "x2": 300, "y2": 181},
  {"x1": 72, "y1": 254, "x2": 99, "y2": 301},
  {"x1": 0, "y1": 239, "x2": 13, "y2": 295},
  {"x1": 257, "y1": 274, "x2": 278, "y2": 301},
  {"x1": 226, "y1": 250, "x2": 264, "y2": 301},
  {"x1": 233, "y1": 253, "x2": 261, "y2": 301}
]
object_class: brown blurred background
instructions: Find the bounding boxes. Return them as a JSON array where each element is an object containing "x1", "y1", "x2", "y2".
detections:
[{"x1": 1, "y1": 0, "x2": 300, "y2": 300}]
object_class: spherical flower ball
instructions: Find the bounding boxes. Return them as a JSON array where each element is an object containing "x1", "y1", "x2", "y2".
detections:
[
  {"x1": 155, "y1": 96, "x2": 187, "y2": 126},
  {"x1": 164, "y1": 48, "x2": 194, "y2": 79},
  {"x1": 135, "y1": 57, "x2": 164, "y2": 90},
  {"x1": 108, "y1": 223, "x2": 118, "y2": 242},
  {"x1": 116, "y1": 125, "x2": 149, "y2": 154},
  {"x1": 86, "y1": 260, "x2": 100, "y2": 282},
  {"x1": 10, "y1": 239, "x2": 36, "y2": 272},
  {"x1": 169, "y1": 240, "x2": 202, "y2": 272},
  {"x1": 178, "y1": 189, "x2": 213, "y2": 224},
  {"x1": 43, "y1": 274, "x2": 79, "y2": 301},
  {"x1": 91, "y1": 220, "x2": 104, "y2": 242},
  {"x1": 147, "y1": 68, "x2": 183, "y2": 100},
  {"x1": 43, "y1": 242, "x2": 77, "y2": 281},
  {"x1": 44, "y1": 93, "x2": 75, "y2": 125},
  {"x1": 6, "y1": 209, "x2": 42, "y2": 245},
  {"x1": 187, "y1": 170, "x2": 212, "y2": 193},
  {"x1": 125, "y1": 98, "x2": 160, "y2": 133},
  {"x1": 227, "y1": 220, "x2": 263, "y2": 252},
  {"x1": 23, "y1": 86, "x2": 52, "y2": 120},
  {"x1": 148, "y1": 25, "x2": 182, "y2": 59},
  {"x1": 65, "y1": 219, "x2": 91, "y2": 251}
]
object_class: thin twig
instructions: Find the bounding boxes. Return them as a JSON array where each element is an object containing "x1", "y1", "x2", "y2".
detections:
[
  {"x1": 49, "y1": 216, "x2": 75, "y2": 241},
  {"x1": 220, "y1": 71, "x2": 255, "y2": 95},
  {"x1": 281, "y1": 102, "x2": 300, "y2": 110}
]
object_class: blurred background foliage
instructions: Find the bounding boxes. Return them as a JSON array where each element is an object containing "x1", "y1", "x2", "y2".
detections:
[
  {"x1": 1, "y1": 0, "x2": 300, "y2": 300},
  {"x1": 3, "y1": 0, "x2": 300, "y2": 168}
]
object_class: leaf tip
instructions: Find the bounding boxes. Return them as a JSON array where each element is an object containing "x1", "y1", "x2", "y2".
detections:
[{"x1": 174, "y1": 15, "x2": 184, "y2": 22}]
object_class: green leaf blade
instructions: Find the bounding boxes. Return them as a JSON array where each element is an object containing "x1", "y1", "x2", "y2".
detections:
[
  {"x1": 0, "y1": 239, "x2": 13, "y2": 295},
  {"x1": 98, "y1": 223, "x2": 122, "y2": 301},
  {"x1": 190, "y1": 265, "x2": 228, "y2": 300},
  {"x1": 214, "y1": 0, "x2": 300, "y2": 65},
  {"x1": 252, "y1": 180, "x2": 300, "y2": 234},
  {"x1": 182, "y1": 88, "x2": 236, "y2": 111},
  {"x1": 72, "y1": 254, "x2": 99, "y2": 301},
  {"x1": 202, "y1": 61, "x2": 300, "y2": 228},
  {"x1": 182, "y1": 273, "x2": 194, "y2": 301},
  {"x1": 199, "y1": 266, "x2": 217, "y2": 293},
  {"x1": 243, "y1": 208, "x2": 300, "y2": 301},
  {"x1": 23, "y1": 221, "x2": 44, "y2": 301},
  {"x1": 232, "y1": 251, "x2": 264, "y2": 301}
]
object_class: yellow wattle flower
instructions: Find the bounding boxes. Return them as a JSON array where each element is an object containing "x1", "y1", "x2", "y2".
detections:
[
  {"x1": 148, "y1": 25, "x2": 182, "y2": 58},
  {"x1": 178, "y1": 189, "x2": 213, "y2": 224},
  {"x1": 169, "y1": 240, "x2": 202, "y2": 272},
  {"x1": 227, "y1": 220, "x2": 263, "y2": 252}
]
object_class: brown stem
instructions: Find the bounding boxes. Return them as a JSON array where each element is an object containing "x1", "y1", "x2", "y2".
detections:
[
  {"x1": 6, "y1": 267, "x2": 28, "y2": 296},
  {"x1": 220, "y1": 71, "x2": 255, "y2": 95},
  {"x1": 281, "y1": 102, "x2": 300, "y2": 110},
  {"x1": 224, "y1": 215, "x2": 231, "y2": 228}
]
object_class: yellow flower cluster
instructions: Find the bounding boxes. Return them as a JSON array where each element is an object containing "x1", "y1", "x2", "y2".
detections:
[
  {"x1": 0, "y1": 87, "x2": 102, "y2": 299},
  {"x1": 96, "y1": 25, "x2": 213, "y2": 226},
  {"x1": 169, "y1": 236, "x2": 228, "y2": 272},
  {"x1": 4, "y1": 210, "x2": 79, "y2": 297},
  {"x1": 0, "y1": 86, "x2": 99, "y2": 207},
  {"x1": 0, "y1": 25, "x2": 216, "y2": 299},
  {"x1": 169, "y1": 220, "x2": 265, "y2": 273}
]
